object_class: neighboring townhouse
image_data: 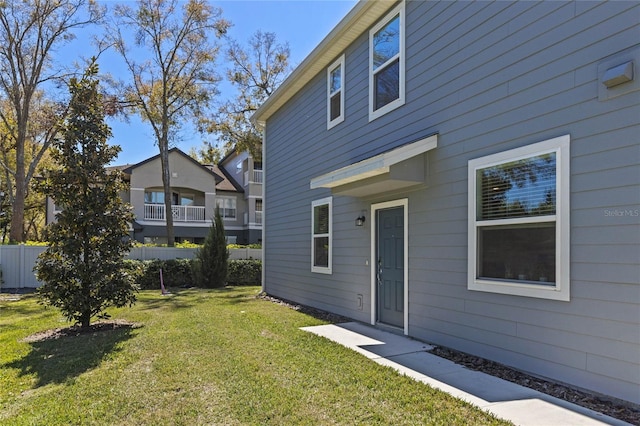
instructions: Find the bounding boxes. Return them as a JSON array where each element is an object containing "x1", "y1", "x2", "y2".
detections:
[
  {"x1": 218, "y1": 149, "x2": 264, "y2": 244},
  {"x1": 253, "y1": 0, "x2": 640, "y2": 405},
  {"x1": 46, "y1": 148, "x2": 263, "y2": 245}
]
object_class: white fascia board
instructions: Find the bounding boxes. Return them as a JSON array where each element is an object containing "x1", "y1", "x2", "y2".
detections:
[{"x1": 310, "y1": 134, "x2": 438, "y2": 189}]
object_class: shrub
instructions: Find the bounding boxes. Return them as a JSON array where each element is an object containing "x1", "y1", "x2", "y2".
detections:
[
  {"x1": 228, "y1": 243, "x2": 262, "y2": 249},
  {"x1": 128, "y1": 259, "x2": 194, "y2": 290},
  {"x1": 123, "y1": 259, "x2": 145, "y2": 286},
  {"x1": 124, "y1": 258, "x2": 260, "y2": 289},
  {"x1": 227, "y1": 260, "x2": 261, "y2": 286},
  {"x1": 192, "y1": 210, "x2": 229, "y2": 288}
]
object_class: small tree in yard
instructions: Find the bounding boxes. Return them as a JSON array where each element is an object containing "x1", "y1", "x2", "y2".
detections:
[
  {"x1": 193, "y1": 209, "x2": 228, "y2": 288},
  {"x1": 36, "y1": 61, "x2": 135, "y2": 329}
]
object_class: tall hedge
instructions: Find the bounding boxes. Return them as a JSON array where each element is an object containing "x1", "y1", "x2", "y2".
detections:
[{"x1": 125, "y1": 258, "x2": 261, "y2": 289}]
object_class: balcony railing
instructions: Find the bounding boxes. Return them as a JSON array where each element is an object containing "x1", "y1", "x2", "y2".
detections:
[
  {"x1": 244, "y1": 169, "x2": 264, "y2": 186},
  {"x1": 144, "y1": 204, "x2": 206, "y2": 222}
]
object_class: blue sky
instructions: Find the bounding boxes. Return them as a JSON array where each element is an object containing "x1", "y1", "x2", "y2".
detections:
[{"x1": 88, "y1": 0, "x2": 358, "y2": 165}]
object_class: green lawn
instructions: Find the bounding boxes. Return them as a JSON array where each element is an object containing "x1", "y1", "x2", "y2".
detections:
[{"x1": 0, "y1": 287, "x2": 511, "y2": 425}]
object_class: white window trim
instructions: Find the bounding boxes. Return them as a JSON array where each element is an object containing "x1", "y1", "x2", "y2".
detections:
[
  {"x1": 369, "y1": 1, "x2": 405, "y2": 122},
  {"x1": 327, "y1": 54, "x2": 345, "y2": 129},
  {"x1": 216, "y1": 196, "x2": 237, "y2": 220},
  {"x1": 311, "y1": 196, "x2": 332, "y2": 274},
  {"x1": 467, "y1": 134, "x2": 570, "y2": 301}
]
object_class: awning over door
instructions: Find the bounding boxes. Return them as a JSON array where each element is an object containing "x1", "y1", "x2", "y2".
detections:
[{"x1": 310, "y1": 134, "x2": 438, "y2": 197}]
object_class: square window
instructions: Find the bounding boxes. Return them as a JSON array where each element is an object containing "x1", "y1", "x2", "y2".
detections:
[
  {"x1": 468, "y1": 135, "x2": 570, "y2": 301},
  {"x1": 216, "y1": 197, "x2": 237, "y2": 219},
  {"x1": 369, "y1": 2, "x2": 405, "y2": 121},
  {"x1": 327, "y1": 55, "x2": 345, "y2": 129},
  {"x1": 312, "y1": 197, "x2": 332, "y2": 274}
]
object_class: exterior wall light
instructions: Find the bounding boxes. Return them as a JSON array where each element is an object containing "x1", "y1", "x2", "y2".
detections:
[
  {"x1": 602, "y1": 61, "x2": 634, "y2": 88},
  {"x1": 355, "y1": 215, "x2": 366, "y2": 227}
]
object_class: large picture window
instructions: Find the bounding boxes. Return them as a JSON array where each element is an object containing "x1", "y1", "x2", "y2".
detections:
[
  {"x1": 468, "y1": 135, "x2": 570, "y2": 301},
  {"x1": 312, "y1": 197, "x2": 332, "y2": 274},
  {"x1": 369, "y1": 1, "x2": 405, "y2": 121},
  {"x1": 327, "y1": 55, "x2": 345, "y2": 129}
]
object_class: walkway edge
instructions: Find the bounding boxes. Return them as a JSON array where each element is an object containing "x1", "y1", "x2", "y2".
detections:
[{"x1": 301, "y1": 322, "x2": 631, "y2": 426}]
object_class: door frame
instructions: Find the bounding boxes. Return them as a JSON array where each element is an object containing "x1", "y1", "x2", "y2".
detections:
[{"x1": 370, "y1": 198, "x2": 409, "y2": 335}]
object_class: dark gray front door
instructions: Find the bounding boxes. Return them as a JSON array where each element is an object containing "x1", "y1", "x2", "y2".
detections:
[{"x1": 376, "y1": 207, "x2": 404, "y2": 328}]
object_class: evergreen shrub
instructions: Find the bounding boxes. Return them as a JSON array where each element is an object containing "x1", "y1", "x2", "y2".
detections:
[
  {"x1": 227, "y1": 259, "x2": 261, "y2": 285},
  {"x1": 192, "y1": 210, "x2": 229, "y2": 288}
]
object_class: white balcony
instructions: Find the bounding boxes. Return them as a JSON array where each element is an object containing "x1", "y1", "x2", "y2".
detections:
[
  {"x1": 144, "y1": 204, "x2": 206, "y2": 222},
  {"x1": 244, "y1": 169, "x2": 264, "y2": 186}
]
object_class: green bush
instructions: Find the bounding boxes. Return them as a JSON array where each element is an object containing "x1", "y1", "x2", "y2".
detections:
[
  {"x1": 227, "y1": 259, "x2": 261, "y2": 286},
  {"x1": 123, "y1": 259, "x2": 146, "y2": 286},
  {"x1": 228, "y1": 243, "x2": 262, "y2": 249},
  {"x1": 124, "y1": 258, "x2": 261, "y2": 289},
  {"x1": 192, "y1": 210, "x2": 229, "y2": 288},
  {"x1": 127, "y1": 259, "x2": 194, "y2": 290}
]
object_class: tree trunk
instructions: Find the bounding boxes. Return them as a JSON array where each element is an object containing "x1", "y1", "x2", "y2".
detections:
[
  {"x1": 159, "y1": 143, "x2": 174, "y2": 247},
  {"x1": 80, "y1": 309, "x2": 91, "y2": 329},
  {"x1": 9, "y1": 131, "x2": 26, "y2": 243}
]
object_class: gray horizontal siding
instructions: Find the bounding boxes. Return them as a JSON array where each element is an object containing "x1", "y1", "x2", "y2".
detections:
[{"x1": 264, "y1": 0, "x2": 640, "y2": 404}]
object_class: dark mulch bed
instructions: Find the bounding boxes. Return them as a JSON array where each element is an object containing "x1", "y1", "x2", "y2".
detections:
[
  {"x1": 258, "y1": 293, "x2": 352, "y2": 323},
  {"x1": 260, "y1": 293, "x2": 639, "y2": 425},
  {"x1": 22, "y1": 320, "x2": 141, "y2": 343},
  {"x1": 430, "y1": 347, "x2": 639, "y2": 425}
]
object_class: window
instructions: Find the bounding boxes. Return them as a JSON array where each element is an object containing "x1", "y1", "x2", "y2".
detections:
[
  {"x1": 327, "y1": 55, "x2": 345, "y2": 129},
  {"x1": 216, "y1": 197, "x2": 237, "y2": 219},
  {"x1": 175, "y1": 193, "x2": 194, "y2": 206},
  {"x1": 468, "y1": 135, "x2": 570, "y2": 301},
  {"x1": 369, "y1": 2, "x2": 405, "y2": 121},
  {"x1": 255, "y1": 198, "x2": 263, "y2": 224},
  {"x1": 312, "y1": 197, "x2": 332, "y2": 274},
  {"x1": 145, "y1": 191, "x2": 164, "y2": 204}
]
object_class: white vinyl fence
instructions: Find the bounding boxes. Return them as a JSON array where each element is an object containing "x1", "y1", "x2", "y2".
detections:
[{"x1": 0, "y1": 245, "x2": 262, "y2": 289}]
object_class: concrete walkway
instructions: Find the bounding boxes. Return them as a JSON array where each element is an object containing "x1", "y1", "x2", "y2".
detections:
[{"x1": 301, "y1": 322, "x2": 631, "y2": 426}]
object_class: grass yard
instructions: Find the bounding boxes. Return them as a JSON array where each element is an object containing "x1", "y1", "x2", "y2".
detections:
[{"x1": 0, "y1": 287, "x2": 511, "y2": 425}]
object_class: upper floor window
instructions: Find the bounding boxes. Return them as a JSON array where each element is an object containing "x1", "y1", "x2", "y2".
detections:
[
  {"x1": 174, "y1": 193, "x2": 194, "y2": 206},
  {"x1": 216, "y1": 197, "x2": 237, "y2": 219},
  {"x1": 369, "y1": 1, "x2": 405, "y2": 121},
  {"x1": 145, "y1": 191, "x2": 164, "y2": 204},
  {"x1": 468, "y1": 135, "x2": 570, "y2": 301},
  {"x1": 312, "y1": 197, "x2": 332, "y2": 274},
  {"x1": 327, "y1": 54, "x2": 345, "y2": 129}
]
